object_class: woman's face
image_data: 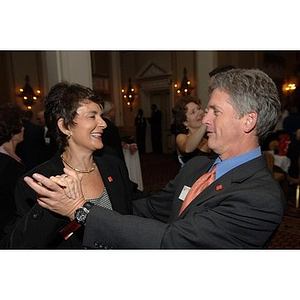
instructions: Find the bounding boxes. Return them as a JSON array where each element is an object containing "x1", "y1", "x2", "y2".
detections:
[
  {"x1": 184, "y1": 102, "x2": 204, "y2": 130},
  {"x1": 68, "y1": 100, "x2": 107, "y2": 152}
]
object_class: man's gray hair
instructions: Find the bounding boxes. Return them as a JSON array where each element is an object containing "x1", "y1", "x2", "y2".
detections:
[
  {"x1": 209, "y1": 68, "x2": 281, "y2": 143},
  {"x1": 103, "y1": 101, "x2": 114, "y2": 115}
]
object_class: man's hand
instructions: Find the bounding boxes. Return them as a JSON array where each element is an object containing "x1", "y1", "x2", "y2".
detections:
[{"x1": 24, "y1": 168, "x2": 85, "y2": 220}]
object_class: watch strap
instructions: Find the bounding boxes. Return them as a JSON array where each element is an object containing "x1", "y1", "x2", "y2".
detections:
[
  {"x1": 60, "y1": 220, "x2": 81, "y2": 240},
  {"x1": 83, "y1": 201, "x2": 94, "y2": 210},
  {"x1": 60, "y1": 201, "x2": 94, "y2": 240}
]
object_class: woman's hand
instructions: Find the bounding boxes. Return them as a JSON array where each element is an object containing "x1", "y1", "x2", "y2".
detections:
[
  {"x1": 24, "y1": 168, "x2": 85, "y2": 220},
  {"x1": 50, "y1": 168, "x2": 83, "y2": 200}
]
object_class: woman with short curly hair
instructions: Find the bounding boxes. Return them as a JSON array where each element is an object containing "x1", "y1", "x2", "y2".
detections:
[{"x1": 3, "y1": 82, "x2": 142, "y2": 249}]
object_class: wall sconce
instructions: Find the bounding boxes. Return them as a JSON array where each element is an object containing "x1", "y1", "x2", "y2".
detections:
[
  {"x1": 285, "y1": 83, "x2": 296, "y2": 91},
  {"x1": 18, "y1": 75, "x2": 41, "y2": 110},
  {"x1": 174, "y1": 67, "x2": 194, "y2": 96},
  {"x1": 121, "y1": 77, "x2": 136, "y2": 112}
]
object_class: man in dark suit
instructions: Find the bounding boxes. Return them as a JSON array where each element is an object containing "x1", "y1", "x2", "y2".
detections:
[
  {"x1": 23, "y1": 69, "x2": 286, "y2": 248},
  {"x1": 96, "y1": 100, "x2": 125, "y2": 162},
  {"x1": 36, "y1": 110, "x2": 58, "y2": 161},
  {"x1": 148, "y1": 104, "x2": 162, "y2": 154}
]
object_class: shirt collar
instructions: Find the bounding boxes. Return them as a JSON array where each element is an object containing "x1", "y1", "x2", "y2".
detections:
[{"x1": 213, "y1": 147, "x2": 262, "y2": 180}]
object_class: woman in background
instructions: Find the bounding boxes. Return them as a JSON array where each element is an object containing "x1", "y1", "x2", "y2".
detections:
[
  {"x1": 2, "y1": 82, "x2": 141, "y2": 248},
  {"x1": 172, "y1": 95, "x2": 214, "y2": 167},
  {"x1": 0, "y1": 103, "x2": 25, "y2": 240}
]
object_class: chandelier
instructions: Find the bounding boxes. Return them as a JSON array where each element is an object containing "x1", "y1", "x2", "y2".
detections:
[
  {"x1": 174, "y1": 67, "x2": 194, "y2": 96},
  {"x1": 18, "y1": 75, "x2": 41, "y2": 109},
  {"x1": 121, "y1": 77, "x2": 136, "y2": 111}
]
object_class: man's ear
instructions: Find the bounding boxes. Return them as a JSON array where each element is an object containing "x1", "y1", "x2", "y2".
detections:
[{"x1": 244, "y1": 111, "x2": 257, "y2": 133}]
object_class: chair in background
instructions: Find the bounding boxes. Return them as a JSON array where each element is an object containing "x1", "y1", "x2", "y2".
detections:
[
  {"x1": 265, "y1": 151, "x2": 285, "y2": 181},
  {"x1": 269, "y1": 140, "x2": 279, "y2": 151}
]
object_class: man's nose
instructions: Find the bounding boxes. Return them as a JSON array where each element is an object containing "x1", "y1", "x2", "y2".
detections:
[{"x1": 202, "y1": 113, "x2": 209, "y2": 125}]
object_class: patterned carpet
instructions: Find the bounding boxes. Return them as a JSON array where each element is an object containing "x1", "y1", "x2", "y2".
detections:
[
  {"x1": 140, "y1": 153, "x2": 300, "y2": 249},
  {"x1": 140, "y1": 153, "x2": 181, "y2": 194},
  {"x1": 268, "y1": 190, "x2": 300, "y2": 249}
]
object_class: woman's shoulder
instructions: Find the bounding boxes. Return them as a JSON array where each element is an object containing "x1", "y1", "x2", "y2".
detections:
[{"x1": 0, "y1": 153, "x2": 25, "y2": 174}]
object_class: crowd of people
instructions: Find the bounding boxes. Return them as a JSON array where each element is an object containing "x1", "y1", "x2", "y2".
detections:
[{"x1": 0, "y1": 67, "x2": 288, "y2": 249}]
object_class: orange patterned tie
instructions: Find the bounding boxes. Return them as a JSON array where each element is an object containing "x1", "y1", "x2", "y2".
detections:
[{"x1": 178, "y1": 165, "x2": 217, "y2": 216}]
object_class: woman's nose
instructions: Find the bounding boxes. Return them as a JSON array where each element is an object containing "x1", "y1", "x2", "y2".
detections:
[{"x1": 98, "y1": 117, "x2": 107, "y2": 128}]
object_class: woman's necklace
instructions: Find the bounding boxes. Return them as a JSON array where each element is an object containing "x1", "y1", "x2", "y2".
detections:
[{"x1": 60, "y1": 155, "x2": 96, "y2": 173}]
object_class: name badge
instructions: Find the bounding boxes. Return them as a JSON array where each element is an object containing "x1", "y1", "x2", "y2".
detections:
[{"x1": 179, "y1": 185, "x2": 191, "y2": 201}]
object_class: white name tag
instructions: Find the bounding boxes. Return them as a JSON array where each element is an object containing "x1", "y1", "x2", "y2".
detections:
[{"x1": 179, "y1": 185, "x2": 191, "y2": 201}]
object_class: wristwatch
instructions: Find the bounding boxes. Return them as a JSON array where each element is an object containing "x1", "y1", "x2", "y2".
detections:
[
  {"x1": 74, "y1": 202, "x2": 94, "y2": 225},
  {"x1": 60, "y1": 202, "x2": 94, "y2": 240}
]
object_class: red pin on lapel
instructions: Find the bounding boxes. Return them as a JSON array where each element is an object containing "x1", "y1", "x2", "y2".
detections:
[
  {"x1": 216, "y1": 184, "x2": 222, "y2": 191},
  {"x1": 108, "y1": 176, "x2": 113, "y2": 182}
]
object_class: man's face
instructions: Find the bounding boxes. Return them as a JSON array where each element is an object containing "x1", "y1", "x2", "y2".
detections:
[{"x1": 202, "y1": 89, "x2": 246, "y2": 160}]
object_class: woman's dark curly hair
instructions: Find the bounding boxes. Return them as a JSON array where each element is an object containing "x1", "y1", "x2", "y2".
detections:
[
  {"x1": 171, "y1": 95, "x2": 201, "y2": 135},
  {"x1": 0, "y1": 103, "x2": 22, "y2": 146},
  {"x1": 44, "y1": 82, "x2": 104, "y2": 152}
]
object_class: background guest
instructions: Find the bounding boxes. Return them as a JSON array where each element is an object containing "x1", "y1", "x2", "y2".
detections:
[
  {"x1": 134, "y1": 109, "x2": 147, "y2": 154},
  {"x1": 283, "y1": 101, "x2": 300, "y2": 142},
  {"x1": 99, "y1": 100, "x2": 125, "y2": 161},
  {"x1": 16, "y1": 109, "x2": 44, "y2": 171},
  {"x1": 36, "y1": 109, "x2": 58, "y2": 161},
  {"x1": 0, "y1": 103, "x2": 26, "y2": 240},
  {"x1": 286, "y1": 128, "x2": 300, "y2": 183},
  {"x1": 147, "y1": 103, "x2": 162, "y2": 154},
  {"x1": 172, "y1": 95, "x2": 213, "y2": 166}
]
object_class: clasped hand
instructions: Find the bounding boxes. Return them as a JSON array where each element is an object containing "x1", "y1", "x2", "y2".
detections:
[{"x1": 24, "y1": 168, "x2": 85, "y2": 220}]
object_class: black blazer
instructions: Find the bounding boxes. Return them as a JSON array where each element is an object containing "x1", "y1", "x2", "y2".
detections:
[
  {"x1": 82, "y1": 155, "x2": 286, "y2": 249},
  {"x1": 0, "y1": 153, "x2": 26, "y2": 240},
  {"x1": 3, "y1": 151, "x2": 141, "y2": 249}
]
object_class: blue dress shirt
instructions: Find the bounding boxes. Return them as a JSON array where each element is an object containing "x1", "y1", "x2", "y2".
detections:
[{"x1": 212, "y1": 147, "x2": 262, "y2": 181}]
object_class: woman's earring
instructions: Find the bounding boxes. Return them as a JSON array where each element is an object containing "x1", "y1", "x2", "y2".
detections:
[{"x1": 66, "y1": 131, "x2": 72, "y2": 139}]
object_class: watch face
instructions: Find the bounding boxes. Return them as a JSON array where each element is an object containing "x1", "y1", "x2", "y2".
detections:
[{"x1": 75, "y1": 207, "x2": 89, "y2": 225}]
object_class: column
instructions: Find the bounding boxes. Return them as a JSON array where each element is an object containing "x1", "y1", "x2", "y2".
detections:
[
  {"x1": 109, "y1": 51, "x2": 123, "y2": 126},
  {"x1": 195, "y1": 51, "x2": 216, "y2": 108},
  {"x1": 43, "y1": 51, "x2": 93, "y2": 92}
]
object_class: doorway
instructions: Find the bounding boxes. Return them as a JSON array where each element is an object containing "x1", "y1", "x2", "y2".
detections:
[
  {"x1": 136, "y1": 62, "x2": 174, "y2": 154},
  {"x1": 139, "y1": 88, "x2": 173, "y2": 154}
]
